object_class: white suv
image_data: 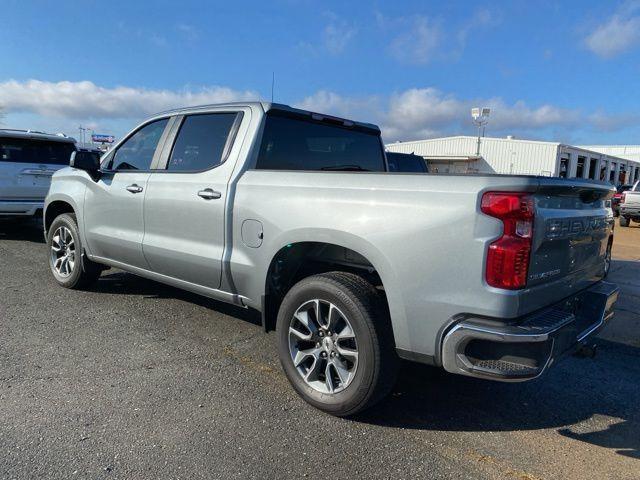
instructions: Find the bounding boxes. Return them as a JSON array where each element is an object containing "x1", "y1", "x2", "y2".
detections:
[{"x1": 0, "y1": 129, "x2": 76, "y2": 218}]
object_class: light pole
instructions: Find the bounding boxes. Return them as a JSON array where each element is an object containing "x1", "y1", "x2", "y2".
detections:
[
  {"x1": 471, "y1": 107, "x2": 490, "y2": 156},
  {"x1": 78, "y1": 126, "x2": 88, "y2": 146}
]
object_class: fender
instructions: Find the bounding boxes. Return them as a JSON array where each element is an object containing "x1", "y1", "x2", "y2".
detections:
[{"x1": 259, "y1": 227, "x2": 411, "y2": 352}]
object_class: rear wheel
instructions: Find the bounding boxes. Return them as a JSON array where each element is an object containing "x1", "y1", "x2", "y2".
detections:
[
  {"x1": 276, "y1": 272, "x2": 398, "y2": 416},
  {"x1": 47, "y1": 213, "x2": 102, "y2": 289},
  {"x1": 619, "y1": 216, "x2": 630, "y2": 227}
]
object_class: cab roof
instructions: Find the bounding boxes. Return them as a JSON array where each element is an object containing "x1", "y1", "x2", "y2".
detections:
[
  {"x1": 155, "y1": 101, "x2": 381, "y2": 134},
  {"x1": 0, "y1": 129, "x2": 76, "y2": 143}
]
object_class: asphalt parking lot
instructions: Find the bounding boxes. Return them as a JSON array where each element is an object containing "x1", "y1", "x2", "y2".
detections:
[{"x1": 1, "y1": 218, "x2": 639, "y2": 479}]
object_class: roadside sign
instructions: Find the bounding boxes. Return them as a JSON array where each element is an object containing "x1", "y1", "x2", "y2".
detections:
[{"x1": 91, "y1": 134, "x2": 115, "y2": 143}]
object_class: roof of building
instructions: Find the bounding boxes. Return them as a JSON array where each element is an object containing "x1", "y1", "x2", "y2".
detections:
[
  {"x1": 387, "y1": 136, "x2": 640, "y2": 166},
  {"x1": 387, "y1": 135, "x2": 562, "y2": 148}
]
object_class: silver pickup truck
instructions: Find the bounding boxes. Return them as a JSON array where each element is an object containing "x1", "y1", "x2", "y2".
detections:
[
  {"x1": 44, "y1": 102, "x2": 619, "y2": 416},
  {"x1": 619, "y1": 180, "x2": 640, "y2": 227}
]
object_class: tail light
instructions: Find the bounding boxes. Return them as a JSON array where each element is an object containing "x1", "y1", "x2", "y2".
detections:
[
  {"x1": 621, "y1": 192, "x2": 627, "y2": 204},
  {"x1": 481, "y1": 192, "x2": 535, "y2": 289}
]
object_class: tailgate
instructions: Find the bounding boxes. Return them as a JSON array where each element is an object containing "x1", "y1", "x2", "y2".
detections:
[{"x1": 528, "y1": 179, "x2": 614, "y2": 292}]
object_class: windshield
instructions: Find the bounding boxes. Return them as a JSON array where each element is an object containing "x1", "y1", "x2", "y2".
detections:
[
  {"x1": 0, "y1": 138, "x2": 75, "y2": 165},
  {"x1": 256, "y1": 113, "x2": 385, "y2": 172}
]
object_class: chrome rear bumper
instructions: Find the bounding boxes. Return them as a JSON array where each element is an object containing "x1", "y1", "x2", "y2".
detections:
[{"x1": 441, "y1": 281, "x2": 619, "y2": 381}]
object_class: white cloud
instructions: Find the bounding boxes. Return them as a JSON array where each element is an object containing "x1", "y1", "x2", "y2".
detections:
[
  {"x1": 584, "y1": 3, "x2": 640, "y2": 58},
  {"x1": 176, "y1": 23, "x2": 199, "y2": 41},
  {"x1": 295, "y1": 90, "x2": 380, "y2": 121},
  {"x1": 292, "y1": 87, "x2": 632, "y2": 142},
  {"x1": 388, "y1": 15, "x2": 443, "y2": 65},
  {"x1": 322, "y1": 14, "x2": 357, "y2": 54},
  {"x1": 456, "y1": 9, "x2": 496, "y2": 49},
  {"x1": 381, "y1": 9, "x2": 499, "y2": 65},
  {"x1": 588, "y1": 111, "x2": 640, "y2": 131},
  {"x1": 0, "y1": 79, "x2": 636, "y2": 143},
  {"x1": 0, "y1": 79, "x2": 259, "y2": 119}
]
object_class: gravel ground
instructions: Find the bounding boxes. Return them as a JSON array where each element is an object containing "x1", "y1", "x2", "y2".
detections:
[{"x1": 1, "y1": 218, "x2": 639, "y2": 479}]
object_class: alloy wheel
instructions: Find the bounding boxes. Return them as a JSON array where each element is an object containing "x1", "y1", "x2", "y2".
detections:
[
  {"x1": 50, "y1": 226, "x2": 76, "y2": 277},
  {"x1": 288, "y1": 299, "x2": 359, "y2": 394}
]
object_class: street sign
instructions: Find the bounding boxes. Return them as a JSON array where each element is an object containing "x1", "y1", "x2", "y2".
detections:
[{"x1": 91, "y1": 134, "x2": 115, "y2": 143}]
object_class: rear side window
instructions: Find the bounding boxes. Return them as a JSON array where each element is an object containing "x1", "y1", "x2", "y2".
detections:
[
  {"x1": 386, "y1": 152, "x2": 428, "y2": 173},
  {"x1": 255, "y1": 114, "x2": 385, "y2": 172},
  {"x1": 111, "y1": 118, "x2": 169, "y2": 171},
  {"x1": 167, "y1": 113, "x2": 239, "y2": 172},
  {"x1": 0, "y1": 139, "x2": 75, "y2": 165}
]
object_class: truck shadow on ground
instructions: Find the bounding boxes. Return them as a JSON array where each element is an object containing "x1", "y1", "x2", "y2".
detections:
[
  {"x1": 0, "y1": 218, "x2": 45, "y2": 243},
  {"x1": 357, "y1": 343, "x2": 640, "y2": 460},
  {"x1": 72, "y1": 253, "x2": 640, "y2": 462},
  {"x1": 94, "y1": 271, "x2": 263, "y2": 327},
  {"x1": 91, "y1": 266, "x2": 640, "y2": 461}
]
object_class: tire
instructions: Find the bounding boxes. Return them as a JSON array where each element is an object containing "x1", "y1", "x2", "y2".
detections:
[
  {"x1": 276, "y1": 272, "x2": 398, "y2": 416},
  {"x1": 619, "y1": 216, "x2": 630, "y2": 227},
  {"x1": 47, "y1": 213, "x2": 102, "y2": 289}
]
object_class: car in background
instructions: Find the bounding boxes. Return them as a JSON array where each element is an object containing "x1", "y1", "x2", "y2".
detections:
[
  {"x1": 612, "y1": 184, "x2": 634, "y2": 217},
  {"x1": 0, "y1": 129, "x2": 77, "y2": 218},
  {"x1": 619, "y1": 181, "x2": 640, "y2": 227},
  {"x1": 386, "y1": 151, "x2": 428, "y2": 173}
]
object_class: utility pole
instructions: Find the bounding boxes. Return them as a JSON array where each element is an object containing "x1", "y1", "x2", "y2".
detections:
[{"x1": 271, "y1": 72, "x2": 275, "y2": 103}]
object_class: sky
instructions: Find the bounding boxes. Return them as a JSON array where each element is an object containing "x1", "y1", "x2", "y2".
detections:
[{"x1": 1, "y1": 0, "x2": 640, "y2": 145}]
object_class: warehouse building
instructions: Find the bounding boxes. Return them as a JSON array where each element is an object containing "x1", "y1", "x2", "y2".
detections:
[
  {"x1": 386, "y1": 136, "x2": 640, "y2": 185},
  {"x1": 579, "y1": 144, "x2": 640, "y2": 169}
]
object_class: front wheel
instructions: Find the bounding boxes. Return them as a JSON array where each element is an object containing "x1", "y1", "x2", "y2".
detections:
[
  {"x1": 276, "y1": 272, "x2": 398, "y2": 416},
  {"x1": 619, "y1": 216, "x2": 630, "y2": 227},
  {"x1": 47, "y1": 213, "x2": 102, "y2": 289}
]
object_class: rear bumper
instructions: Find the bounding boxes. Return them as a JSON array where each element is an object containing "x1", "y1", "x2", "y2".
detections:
[
  {"x1": 0, "y1": 200, "x2": 44, "y2": 217},
  {"x1": 441, "y1": 281, "x2": 619, "y2": 381}
]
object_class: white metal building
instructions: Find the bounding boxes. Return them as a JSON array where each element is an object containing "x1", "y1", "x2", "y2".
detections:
[
  {"x1": 386, "y1": 136, "x2": 640, "y2": 185},
  {"x1": 578, "y1": 145, "x2": 640, "y2": 183}
]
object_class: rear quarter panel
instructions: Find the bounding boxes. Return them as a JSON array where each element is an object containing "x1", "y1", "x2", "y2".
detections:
[{"x1": 231, "y1": 171, "x2": 540, "y2": 358}]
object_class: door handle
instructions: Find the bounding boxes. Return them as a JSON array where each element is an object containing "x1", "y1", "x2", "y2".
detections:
[
  {"x1": 126, "y1": 184, "x2": 144, "y2": 193},
  {"x1": 198, "y1": 188, "x2": 222, "y2": 200}
]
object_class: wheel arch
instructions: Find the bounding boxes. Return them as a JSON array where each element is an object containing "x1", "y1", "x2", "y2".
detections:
[
  {"x1": 261, "y1": 233, "x2": 407, "y2": 348},
  {"x1": 44, "y1": 198, "x2": 77, "y2": 236}
]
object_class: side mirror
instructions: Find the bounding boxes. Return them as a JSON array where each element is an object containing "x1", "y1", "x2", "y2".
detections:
[{"x1": 70, "y1": 150, "x2": 101, "y2": 175}]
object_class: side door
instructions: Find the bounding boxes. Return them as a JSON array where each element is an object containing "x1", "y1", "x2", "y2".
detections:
[
  {"x1": 0, "y1": 137, "x2": 75, "y2": 201},
  {"x1": 83, "y1": 117, "x2": 172, "y2": 269},
  {"x1": 142, "y1": 111, "x2": 244, "y2": 289}
]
